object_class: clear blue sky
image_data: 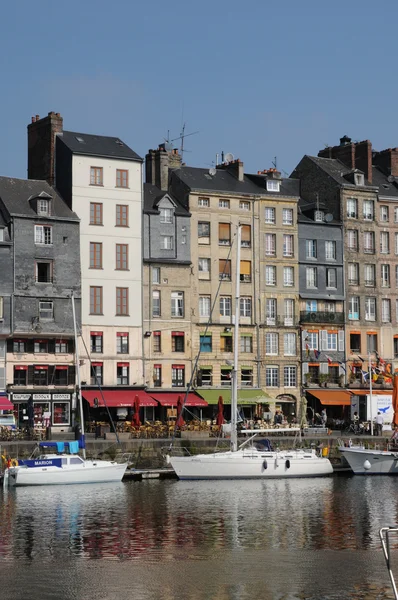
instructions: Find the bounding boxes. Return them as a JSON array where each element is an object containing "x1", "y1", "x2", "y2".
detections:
[{"x1": 1, "y1": 0, "x2": 398, "y2": 179}]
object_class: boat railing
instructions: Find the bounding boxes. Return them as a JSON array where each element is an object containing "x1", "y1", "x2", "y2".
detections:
[
  {"x1": 162, "y1": 446, "x2": 194, "y2": 458},
  {"x1": 380, "y1": 526, "x2": 398, "y2": 599}
]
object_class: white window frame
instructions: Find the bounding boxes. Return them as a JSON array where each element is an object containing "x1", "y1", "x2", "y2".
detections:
[
  {"x1": 152, "y1": 267, "x2": 160, "y2": 284},
  {"x1": 267, "y1": 180, "x2": 280, "y2": 192},
  {"x1": 325, "y1": 241, "x2": 336, "y2": 260},
  {"x1": 37, "y1": 199, "x2": 50, "y2": 215},
  {"x1": 266, "y1": 366, "x2": 278, "y2": 387},
  {"x1": 306, "y1": 240, "x2": 317, "y2": 259},
  {"x1": 171, "y1": 292, "x2": 184, "y2": 318},
  {"x1": 307, "y1": 332, "x2": 318, "y2": 350},
  {"x1": 265, "y1": 265, "x2": 276, "y2": 286},
  {"x1": 265, "y1": 332, "x2": 278, "y2": 355},
  {"x1": 284, "y1": 366, "x2": 297, "y2": 387},
  {"x1": 198, "y1": 258, "x2": 211, "y2": 273},
  {"x1": 39, "y1": 301, "x2": 54, "y2": 321},
  {"x1": 266, "y1": 298, "x2": 276, "y2": 325},
  {"x1": 347, "y1": 229, "x2": 358, "y2": 251},
  {"x1": 240, "y1": 297, "x2": 252, "y2": 317},
  {"x1": 306, "y1": 267, "x2": 317, "y2": 288},
  {"x1": 283, "y1": 234, "x2": 294, "y2": 257},
  {"x1": 381, "y1": 264, "x2": 390, "y2": 287},
  {"x1": 265, "y1": 233, "x2": 276, "y2": 256},
  {"x1": 160, "y1": 208, "x2": 173, "y2": 223},
  {"x1": 348, "y1": 296, "x2": 360, "y2": 320},
  {"x1": 199, "y1": 296, "x2": 211, "y2": 318},
  {"x1": 34, "y1": 225, "x2": 52, "y2": 245},
  {"x1": 348, "y1": 263, "x2": 359, "y2": 285},
  {"x1": 264, "y1": 207, "x2": 276, "y2": 224},
  {"x1": 365, "y1": 297, "x2": 376, "y2": 321},
  {"x1": 220, "y1": 296, "x2": 232, "y2": 317},
  {"x1": 198, "y1": 197, "x2": 210, "y2": 207},
  {"x1": 152, "y1": 290, "x2": 161, "y2": 317},
  {"x1": 162, "y1": 235, "x2": 173, "y2": 250},
  {"x1": 284, "y1": 333, "x2": 296, "y2": 356},
  {"x1": 364, "y1": 231, "x2": 375, "y2": 253},
  {"x1": 282, "y1": 208, "x2": 293, "y2": 225},
  {"x1": 326, "y1": 268, "x2": 337, "y2": 289},
  {"x1": 218, "y1": 199, "x2": 230, "y2": 209},
  {"x1": 347, "y1": 198, "x2": 358, "y2": 219},
  {"x1": 283, "y1": 266, "x2": 294, "y2": 287},
  {"x1": 380, "y1": 206, "x2": 389, "y2": 222},
  {"x1": 382, "y1": 299, "x2": 391, "y2": 322},
  {"x1": 364, "y1": 264, "x2": 375, "y2": 287},
  {"x1": 284, "y1": 299, "x2": 294, "y2": 325},
  {"x1": 380, "y1": 231, "x2": 390, "y2": 254},
  {"x1": 363, "y1": 200, "x2": 374, "y2": 221},
  {"x1": 326, "y1": 333, "x2": 337, "y2": 351},
  {"x1": 239, "y1": 201, "x2": 250, "y2": 211}
]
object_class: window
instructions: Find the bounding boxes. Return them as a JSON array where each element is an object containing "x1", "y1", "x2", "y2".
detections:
[
  {"x1": 284, "y1": 366, "x2": 297, "y2": 387},
  {"x1": 172, "y1": 332, "x2": 185, "y2": 352},
  {"x1": 267, "y1": 180, "x2": 280, "y2": 192},
  {"x1": 0, "y1": 229, "x2": 4, "y2": 242},
  {"x1": 283, "y1": 267, "x2": 294, "y2": 287},
  {"x1": 90, "y1": 167, "x2": 103, "y2": 186},
  {"x1": 314, "y1": 210, "x2": 324, "y2": 222},
  {"x1": 220, "y1": 335, "x2": 233, "y2": 352},
  {"x1": 172, "y1": 365, "x2": 185, "y2": 387},
  {"x1": 116, "y1": 287, "x2": 129, "y2": 316},
  {"x1": 34, "y1": 225, "x2": 52, "y2": 245},
  {"x1": 199, "y1": 296, "x2": 211, "y2": 318},
  {"x1": 90, "y1": 202, "x2": 103, "y2": 225},
  {"x1": 306, "y1": 331, "x2": 318, "y2": 350},
  {"x1": 90, "y1": 332, "x2": 103, "y2": 353},
  {"x1": 325, "y1": 241, "x2": 336, "y2": 260},
  {"x1": 265, "y1": 207, "x2": 276, "y2": 224},
  {"x1": 152, "y1": 291, "x2": 161, "y2": 317},
  {"x1": 152, "y1": 267, "x2": 160, "y2": 284},
  {"x1": 306, "y1": 300, "x2": 317, "y2": 312},
  {"x1": 306, "y1": 240, "x2": 317, "y2": 259},
  {"x1": 283, "y1": 235, "x2": 294, "y2": 257},
  {"x1": 394, "y1": 337, "x2": 398, "y2": 359},
  {"x1": 355, "y1": 173, "x2": 364, "y2": 186},
  {"x1": 347, "y1": 229, "x2": 358, "y2": 251},
  {"x1": 266, "y1": 366, "x2": 279, "y2": 387},
  {"x1": 364, "y1": 231, "x2": 375, "y2": 253},
  {"x1": 347, "y1": 198, "x2": 358, "y2": 218},
  {"x1": 160, "y1": 208, "x2": 173, "y2": 223},
  {"x1": 220, "y1": 296, "x2": 232, "y2": 317},
  {"x1": 240, "y1": 297, "x2": 252, "y2": 317},
  {"x1": 198, "y1": 258, "x2": 210, "y2": 275},
  {"x1": 89, "y1": 242, "x2": 102, "y2": 269},
  {"x1": 219, "y1": 259, "x2": 231, "y2": 281},
  {"x1": 395, "y1": 234, "x2": 398, "y2": 256},
  {"x1": 241, "y1": 369, "x2": 253, "y2": 386},
  {"x1": 55, "y1": 339, "x2": 68, "y2": 353},
  {"x1": 13, "y1": 367, "x2": 27, "y2": 386},
  {"x1": 284, "y1": 333, "x2": 296, "y2": 356},
  {"x1": 382, "y1": 299, "x2": 391, "y2": 322},
  {"x1": 13, "y1": 340, "x2": 26, "y2": 353},
  {"x1": 116, "y1": 169, "x2": 128, "y2": 188},
  {"x1": 364, "y1": 264, "x2": 375, "y2": 287},
  {"x1": 306, "y1": 267, "x2": 317, "y2": 288},
  {"x1": 198, "y1": 222, "x2": 210, "y2": 242},
  {"x1": 284, "y1": 299, "x2": 295, "y2": 326},
  {"x1": 35, "y1": 260, "x2": 53, "y2": 283},
  {"x1": 350, "y1": 333, "x2": 361, "y2": 353},
  {"x1": 198, "y1": 197, "x2": 210, "y2": 207},
  {"x1": 162, "y1": 236, "x2": 173, "y2": 250},
  {"x1": 171, "y1": 291, "x2": 184, "y2": 317},
  {"x1": 381, "y1": 264, "x2": 390, "y2": 287},
  {"x1": 90, "y1": 363, "x2": 103, "y2": 386},
  {"x1": 380, "y1": 206, "x2": 389, "y2": 222},
  {"x1": 367, "y1": 334, "x2": 378, "y2": 354},
  {"x1": 39, "y1": 301, "x2": 54, "y2": 321},
  {"x1": 380, "y1": 232, "x2": 390, "y2": 254},
  {"x1": 265, "y1": 333, "x2": 278, "y2": 355},
  {"x1": 219, "y1": 199, "x2": 230, "y2": 209},
  {"x1": 200, "y1": 335, "x2": 212, "y2": 352},
  {"x1": 37, "y1": 199, "x2": 50, "y2": 215},
  {"x1": 116, "y1": 333, "x2": 129, "y2": 354},
  {"x1": 266, "y1": 298, "x2": 276, "y2": 325},
  {"x1": 153, "y1": 331, "x2": 161, "y2": 352},
  {"x1": 116, "y1": 244, "x2": 128, "y2": 270},
  {"x1": 240, "y1": 201, "x2": 250, "y2": 211},
  {"x1": 348, "y1": 263, "x2": 359, "y2": 285},
  {"x1": 282, "y1": 208, "x2": 293, "y2": 225},
  {"x1": 241, "y1": 225, "x2": 251, "y2": 248},
  {"x1": 348, "y1": 297, "x2": 360, "y2": 320},
  {"x1": 326, "y1": 268, "x2": 337, "y2": 289},
  {"x1": 34, "y1": 366, "x2": 48, "y2": 386},
  {"x1": 365, "y1": 297, "x2": 376, "y2": 321},
  {"x1": 221, "y1": 368, "x2": 232, "y2": 386},
  {"x1": 265, "y1": 265, "x2": 276, "y2": 286},
  {"x1": 34, "y1": 340, "x2": 48, "y2": 353},
  {"x1": 117, "y1": 364, "x2": 129, "y2": 385},
  {"x1": 54, "y1": 367, "x2": 68, "y2": 386},
  {"x1": 326, "y1": 333, "x2": 337, "y2": 351},
  {"x1": 265, "y1": 233, "x2": 276, "y2": 256},
  {"x1": 153, "y1": 365, "x2": 162, "y2": 387},
  {"x1": 363, "y1": 200, "x2": 374, "y2": 220},
  {"x1": 116, "y1": 204, "x2": 128, "y2": 227},
  {"x1": 219, "y1": 223, "x2": 231, "y2": 245},
  {"x1": 325, "y1": 301, "x2": 335, "y2": 312},
  {"x1": 240, "y1": 335, "x2": 253, "y2": 353},
  {"x1": 395, "y1": 207, "x2": 398, "y2": 223},
  {"x1": 240, "y1": 260, "x2": 251, "y2": 282},
  {"x1": 198, "y1": 367, "x2": 212, "y2": 386}
]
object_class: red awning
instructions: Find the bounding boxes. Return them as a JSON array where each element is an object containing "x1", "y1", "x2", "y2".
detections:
[
  {"x1": 149, "y1": 392, "x2": 208, "y2": 407},
  {"x1": 82, "y1": 390, "x2": 157, "y2": 408},
  {"x1": 0, "y1": 396, "x2": 14, "y2": 411}
]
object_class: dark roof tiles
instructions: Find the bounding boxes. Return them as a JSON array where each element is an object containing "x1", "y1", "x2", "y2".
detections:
[{"x1": 59, "y1": 131, "x2": 142, "y2": 162}]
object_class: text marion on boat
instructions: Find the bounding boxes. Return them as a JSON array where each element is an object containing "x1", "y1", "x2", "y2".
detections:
[
  {"x1": 167, "y1": 225, "x2": 333, "y2": 480},
  {"x1": 3, "y1": 294, "x2": 127, "y2": 487}
]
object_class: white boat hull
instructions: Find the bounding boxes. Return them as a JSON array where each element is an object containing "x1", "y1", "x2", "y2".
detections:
[
  {"x1": 169, "y1": 449, "x2": 333, "y2": 480},
  {"x1": 6, "y1": 460, "x2": 127, "y2": 486},
  {"x1": 339, "y1": 446, "x2": 398, "y2": 475}
]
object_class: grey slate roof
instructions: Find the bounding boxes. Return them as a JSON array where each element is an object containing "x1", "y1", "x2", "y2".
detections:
[
  {"x1": 144, "y1": 183, "x2": 190, "y2": 216},
  {"x1": 0, "y1": 177, "x2": 79, "y2": 220},
  {"x1": 246, "y1": 174, "x2": 300, "y2": 197},
  {"x1": 372, "y1": 166, "x2": 398, "y2": 198},
  {"x1": 58, "y1": 131, "x2": 142, "y2": 162},
  {"x1": 305, "y1": 155, "x2": 375, "y2": 188}
]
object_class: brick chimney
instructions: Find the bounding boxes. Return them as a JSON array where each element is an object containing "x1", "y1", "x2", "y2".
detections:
[
  {"x1": 27, "y1": 112, "x2": 63, "y2": 187},
  {"x1": 373, "y1": 148, "x2": 398, "y2": 178},
  {"x1": 216, "y1": 159, "x2": 244, "y2": 182},
  {"x1": 318, "y1": 135, "x2": 372, "y2": 183},
  {"x1": 145, "y1": 144, "x2": 182, "y2": 191}
]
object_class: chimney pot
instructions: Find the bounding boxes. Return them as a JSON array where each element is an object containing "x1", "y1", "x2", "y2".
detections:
[
  {"x1": 31, "y1": 117, "x2": 35, "y2": 123},
  {"x1": 35, "y1": 115, "x2": 40, "y2": 120}
]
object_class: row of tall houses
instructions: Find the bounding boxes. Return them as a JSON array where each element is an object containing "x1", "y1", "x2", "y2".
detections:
[{"x1": 1, "y1": 113, "x2": 398, "y2": 428}]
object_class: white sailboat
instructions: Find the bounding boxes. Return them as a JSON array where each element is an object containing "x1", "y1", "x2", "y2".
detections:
[
  {"x1": 168, "y1": 225, "x2": 333, "y2": 480},
  {"x1": 4, "y1": 294, "x2": 127, "y2": 487}
]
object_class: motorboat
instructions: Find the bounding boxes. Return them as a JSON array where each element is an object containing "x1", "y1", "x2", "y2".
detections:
[
  {"x1": 4, "y1": 441, "x2": 127, "y2": 487},
  {"x1": 339, "y1": 443, "x2": 398, "y2": 475}
]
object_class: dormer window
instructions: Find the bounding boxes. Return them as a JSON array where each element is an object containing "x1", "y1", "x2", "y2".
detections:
[
  {"x1": 355, "y1": 172, "x2": 365, "y2": 186},
  {"x1": 267, "y1": 180, "x2": 280, "y2": 193},
  {"x1": 160, "y1": 208, "x2": 173, "y2": 223},
  {"x1": 37, "y1": 199, "x2": 50, "y2": 216},
  {"x1": 314, "y1": 210, "x2": 324, "y2": 222}
]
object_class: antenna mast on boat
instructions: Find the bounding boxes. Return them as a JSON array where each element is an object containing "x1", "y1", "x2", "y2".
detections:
[
  {"x1": 71, "y1": 292, "x2": 86, "y2": 459},
  {"x1": 231, "y1": 224, "x2": 241, "y2": 453}
]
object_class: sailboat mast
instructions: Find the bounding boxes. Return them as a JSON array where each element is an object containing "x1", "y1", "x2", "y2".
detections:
[
  {"x1": 369, "y1": 353, "x2": 373, "y2": 436},
  {"x1": 71, "y1": 292, "x2": 86, "y2": 459},
  {"x1": 231, "y1": 224, "x2": 241, "y2": 452}
]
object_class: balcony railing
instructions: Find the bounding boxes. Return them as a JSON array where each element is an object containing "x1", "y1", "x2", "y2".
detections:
[
  {"x1": 265, "y1": 316, "x2": 298, "y2": 327},
  {"x1": 300, "y1": 311, "x2": 345, "y2": 324}
]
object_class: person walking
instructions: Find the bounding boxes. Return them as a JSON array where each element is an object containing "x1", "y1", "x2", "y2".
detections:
[
  {"x1": 375, "y1": 411, "x2": 384, "y2": 437},
  {"x1": 321, "y1": 408, "x2": 327, "y2": 427}
]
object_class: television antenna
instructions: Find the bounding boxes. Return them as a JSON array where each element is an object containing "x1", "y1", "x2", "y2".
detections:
[{"x1": 166, "y1": 123, "x2": 199, "y2": 161}]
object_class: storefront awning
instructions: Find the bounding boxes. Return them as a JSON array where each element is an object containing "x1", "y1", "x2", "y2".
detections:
[
  {"x1": 197, "y1": 389, "x2": 270, "y2": 405},
  {"x1": 308, "y1": 390, "x2": 352, "y2": 406},
  {"x1": 149, "y1": 393, "x2": 208, "y2": 407},
  {"x1": 350, "y1": 390, "x2": 392, "y2": 396},
  {"x1": 82, "y1": 390, "x2": 157, "y2": 408},
  {"x1": 0, "y1": 395, "x2": 13, "y2": 411}
]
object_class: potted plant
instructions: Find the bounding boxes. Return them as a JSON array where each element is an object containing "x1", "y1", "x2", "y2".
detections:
[{"x1": 319, "y1": 374, "x2": 328, "y2": 388}]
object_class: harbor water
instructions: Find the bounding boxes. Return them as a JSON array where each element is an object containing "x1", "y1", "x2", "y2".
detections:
[{"x1": 0, "y1": 475, "x2": 398, "y2": 599}]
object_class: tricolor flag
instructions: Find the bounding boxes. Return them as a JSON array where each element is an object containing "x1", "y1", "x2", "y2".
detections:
[
  {"x1": 325, "y1": 355, "x2": 333, "y2": 365},
  {"x1": 314, "y1": 349, "x2": 320, "y2": 360}
]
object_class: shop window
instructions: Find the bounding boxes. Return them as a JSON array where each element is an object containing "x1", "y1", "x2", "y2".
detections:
[{"x1": 52, "y1": 402, "x2": 70, "y2": 425}]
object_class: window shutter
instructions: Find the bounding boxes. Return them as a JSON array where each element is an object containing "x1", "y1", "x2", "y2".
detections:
[
  {"x1": 49, "y1": 365, "x2": 56, "y2": 384},
  {"x1": 320, "y1": 330, "x2": 328, "y2": 351},
  {"x1": 241, "y1": 225, "x2": 251, "y2": 242},
  {"x1": 7, "y1": 339, "x2": 13, "y2": 353},
  {"x1": 48, "y1": 339, "x2": 56, "y2": 353},
  {"x1": 301, "y1": 330, "x2": 308, "y2": 350},
  {"x1": 320, "y1": 362, "x2": 329, "y2": 374},
  {"x1": 240, "y1": 260, "x2": 251, "y2": 275},
  {"x1": 28, "y1": 366, "x2": 34, "y2": 385},
  {"x1": 0, "y1": 366, "x2": 5, "y2": 389},
  {"x1": 219, "y1": 223, "x2": 230, "y2": 238},
  {"x1": 338, "y1": 330, "x2": 345, "y2": 352},
  {"x1": 68, "y1": 339, "x2": 74, "y2": 354},
  {"x1": 339, "y1": 364, "x2": 345, "y2": 377},
  {"x1": 302, "y1": 362, "x2": 309, "y2": 375},
  {"x1": 68, "y1": 366, "x2": 76, "y2": 386},
  {"x1": 27, "y1": 339, "x2": 35, "y2": 354}
]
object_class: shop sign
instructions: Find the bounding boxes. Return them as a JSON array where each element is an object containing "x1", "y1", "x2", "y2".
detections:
[
  {"x1": 12, "y1": 394, "x2": 31, "y2": 400},
  {"x1": 53, "y1": 394, "x2": 71, "y2": 400},
  {"x1": 33, "y1": 394, "x2": 51, "y2": 400}
]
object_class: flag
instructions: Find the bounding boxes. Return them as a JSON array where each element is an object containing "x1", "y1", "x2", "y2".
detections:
[
  {"x1": 325, "y1": 355, "x2": 333, "y2": 365},
  {"x1": 338, "y1": 361, "x2": 346, "y2": 373},
  {"x1": 357, "y1": 355, "x2": 365, "y2": 363},
  {"x1": 361, "y1": 370, "x2": 369, "y2": 382},
  {"x1": 314, "y1": 349, "x2": 320, "y2": 360},
  {"x1": 305, "y1": 343, "x2": 310, "y2": 358}
]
